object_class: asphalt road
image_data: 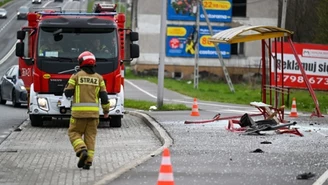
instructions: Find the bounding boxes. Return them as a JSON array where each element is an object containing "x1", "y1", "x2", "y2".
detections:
[
  {"x1": 112, "y1": 79, "x2": 328, "y2": 185},
  {"x1": 0, "y1": 0, "x2": 88, "y2": 146}
]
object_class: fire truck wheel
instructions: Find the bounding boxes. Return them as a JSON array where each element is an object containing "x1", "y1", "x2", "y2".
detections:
[
  {"x1": 110, "y1": 116, "x2": 122, "y2": 128},
  {"x1": 12, "y1": 91, "x2": 21, "y2": 107},
  {"x1": 29, "y1": 115, "x2": 43, "y2": 127},
  {"x1": 0, "y1": 89, "x2": 6, "y2": 104}
]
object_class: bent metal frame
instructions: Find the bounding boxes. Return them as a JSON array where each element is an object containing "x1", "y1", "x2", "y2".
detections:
[{"x1": 208, "y1": 25, "x2": 323, "y2": 121}]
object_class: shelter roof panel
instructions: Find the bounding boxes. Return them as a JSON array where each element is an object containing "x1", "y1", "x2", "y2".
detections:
[{"x1": 209, "y1": 25, "x2": 293, "y2": 44}]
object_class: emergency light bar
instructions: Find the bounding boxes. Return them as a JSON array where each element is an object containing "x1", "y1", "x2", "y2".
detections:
[{"x1": 40, "y1": 12, "x2": 117, "y2": 16}]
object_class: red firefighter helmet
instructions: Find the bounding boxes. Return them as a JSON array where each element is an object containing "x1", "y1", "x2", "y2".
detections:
[{"x1": 78, "y1": 51, "x2": 96, "y2": 67}]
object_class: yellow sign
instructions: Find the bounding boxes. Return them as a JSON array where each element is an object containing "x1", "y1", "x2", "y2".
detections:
[
  {"x1": 203, "y1": 0, "x2": 231, "y2": 10},
  {"x1": 167, "y1": 27, "x2": 187, "y2": 36},
  {"x1": 200, "y1": 35, "x2": 215, "y2": 47},
  {"x1": 43, "y1": 74, "x2": 51, "y2": 79}
]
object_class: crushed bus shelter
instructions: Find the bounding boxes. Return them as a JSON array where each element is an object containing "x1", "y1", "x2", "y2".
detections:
[{"x1": 184, "y1": 25, "x2": 322, "y2": 137}]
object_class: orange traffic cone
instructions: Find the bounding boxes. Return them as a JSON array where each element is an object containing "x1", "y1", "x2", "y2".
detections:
[
  {"x1": 157, "y1": 148, "x2": 174, "y2": 185},
  {"x1": 289, "y1": 97, "x2": 298, "y2": 117},
  {"x1": 190, "y1": 98, "x2": 200, "y2": 116}
]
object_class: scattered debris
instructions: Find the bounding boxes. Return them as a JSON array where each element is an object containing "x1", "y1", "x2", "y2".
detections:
[
  {"x1": 149, "y1": 106, "x2": 157, "y2": 111},
  {"x1": 296, "y1": 172, "x2": 316, "y2": 180},
  {"x1": 14, "y1": 127, "x2": 22, "y2": 132},
  {"x1": 260, "y1": 141, "x2": 272, "y2": 144},
  {"x1": 250, "y1": 148, "x2": 264, "y2": 153}
]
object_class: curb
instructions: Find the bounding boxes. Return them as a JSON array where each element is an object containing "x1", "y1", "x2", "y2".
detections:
[{"x1": 94, "y1": 110, "x2": 173, "y2": 185}]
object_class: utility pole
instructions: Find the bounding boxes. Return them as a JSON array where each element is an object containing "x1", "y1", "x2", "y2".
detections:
[
  {"x1": 193, "y1": 1, "x2": 200, "y2": 89},
  {"x1": 281, "y1": 0, "x2": 288, "y2": 29},
  {"x1": 157, "y1": 0, "x2": 166, "y2": 108},
  {"x1": 131, "y1": 0, "x2": 138, "y2": 30},
  {"x1": 200, "y1": 1, "x2": 235, "y2": 93}
]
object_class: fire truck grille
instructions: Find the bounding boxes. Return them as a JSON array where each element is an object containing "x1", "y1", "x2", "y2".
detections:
[{"x1": 49, "y1": 79, "x2": 69, "y2": 95}]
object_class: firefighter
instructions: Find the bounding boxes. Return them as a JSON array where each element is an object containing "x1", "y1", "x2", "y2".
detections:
[
  {"x1": 90, "y1": 38, "x2": 109, "y2": 53},
  {"x1": 64, "y1": 51, "x2": 110, "y2": 170},
  {"x1": 39, "y1": 37, "x2": 63, "y2": 55}
]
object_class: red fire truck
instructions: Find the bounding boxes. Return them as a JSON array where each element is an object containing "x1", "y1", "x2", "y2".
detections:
[{"x1": 15, "y1": 4, "x2": 139, "y2": 127}]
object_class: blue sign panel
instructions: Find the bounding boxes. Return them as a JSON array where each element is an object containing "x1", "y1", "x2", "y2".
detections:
[
  {"x1": 166, "y1": 25, "x2": 231, "y2": 58},
  {"x1": 167, "y1": 0, "x2": 232, "y2": 22}
]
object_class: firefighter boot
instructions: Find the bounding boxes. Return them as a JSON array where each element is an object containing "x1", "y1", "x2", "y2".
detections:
[
  {"x1": 83, "y1": 162, "x2": 92, "y2": 170},
  {"x1": 77, "y1": 150, "x2": 88, "y2": 168}
]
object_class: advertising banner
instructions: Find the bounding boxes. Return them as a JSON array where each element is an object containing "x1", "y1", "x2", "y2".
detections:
[
  {"x1": 167, "y1": 0, "x2": 232, "y2": 22},
  {"x1": 271, "y1": 42, "x2": 328, "y2": 91},
  {"x1": 166, "y1": 25, "x2": 231, "y2": 58}
]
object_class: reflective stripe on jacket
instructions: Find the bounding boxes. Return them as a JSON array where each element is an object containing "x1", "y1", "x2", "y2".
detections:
[{"x1": 64, "y1": 70, "x2": 108, "y2": 118}]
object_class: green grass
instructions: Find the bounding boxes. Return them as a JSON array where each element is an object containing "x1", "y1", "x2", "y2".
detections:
[
  {"x1": 87, "y1": 0, "x2": 95, "y2": 12},
  {"x1": 125, "y1": 99, "x2": 190, "y2": 111},
  {"x1": 0, "y1": 0, "x2": 12, "y2": 7},
  {"x1": 125, "y1": 67, "x2": 328, "y2": 113}
]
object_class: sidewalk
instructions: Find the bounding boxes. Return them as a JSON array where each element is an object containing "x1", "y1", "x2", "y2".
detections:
[{"x1": 0, "y1": 112, "x2": 166, "y2": 185}]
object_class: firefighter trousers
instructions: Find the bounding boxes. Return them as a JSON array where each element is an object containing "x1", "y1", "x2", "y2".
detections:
[{"x1": 68, "y1": 117, "x2": 99, "y2": 164}]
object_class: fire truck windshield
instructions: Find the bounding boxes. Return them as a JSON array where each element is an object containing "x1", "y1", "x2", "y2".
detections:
[
  {"x1": 36, "y1": 27, "x2": 119, "y2": 75},
  {"x1": 37, "y1": 27, "x2": 118, "y2": 60}
]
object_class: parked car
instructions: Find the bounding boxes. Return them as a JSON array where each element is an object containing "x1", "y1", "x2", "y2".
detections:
[
  {"x1": 17, "y1": 6, "x2": 29, "y2": 20},
  {"x1": 0, "y1": 65, "x2": 28, "y2": 107},
  {"x1": 0, "y1": 8, "x2": 7, "y2": 19},
  {"x1": 32, "y1": 0, "x2": 42, "y2": 4},
  {"x1": 54, "y1": 0, "x2": 63, "y2": 2}
]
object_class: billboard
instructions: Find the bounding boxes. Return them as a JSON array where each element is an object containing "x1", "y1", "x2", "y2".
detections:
[
  {"x1": 271, "y1": 42, "x2": 328, "y2": 91},
  {"x1": 167, "y1": 0, "x2": 232, "y2": 22},
  {"x1": 166, "y1": 25, "x2": 231, "y2": 58}
]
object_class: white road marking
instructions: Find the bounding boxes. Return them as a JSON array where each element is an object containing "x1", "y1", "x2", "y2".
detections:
[
  {"x1": 0, "y1": 41, "x2": 17, "y2": 65},
  {"x1": 0, "y1": 14, "x2": 16, "y2": 32},
  {"x1": 313, "y1": 169, "x2": 328, "y2": 185},
  {"x1": 42, "y1": 1, "x2": 52, "y2": 7},
  {"x1": 125, "y1": 79, "x2": 157, "y2": 99}
]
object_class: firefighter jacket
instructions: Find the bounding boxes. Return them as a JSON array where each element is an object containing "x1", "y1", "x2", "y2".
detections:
[{"x1": 64, "y1": 70, "x2": 110, "y2": 118}]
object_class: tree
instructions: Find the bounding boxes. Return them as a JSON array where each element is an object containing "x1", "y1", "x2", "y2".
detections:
[
  {"x1": 284, "y1": 0, "x2": 320, "y2": 43},
  {"x1": 314, "y1": 0, "x2": 328, "y2": 44}
]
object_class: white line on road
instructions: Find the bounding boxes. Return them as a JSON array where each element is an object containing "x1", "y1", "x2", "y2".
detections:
[
  {"x1": 125, "y1": 79, "x2": 157, "y2": 99},
  {"x1": 0, "y1": 41, "x2": 17, "y2": 65},
  {"x1": 0, "y1": 14, "x2": 16, "y2": 33},
  {"x1": 313, "y1": 169, "x2": 328, "y2": 185}
]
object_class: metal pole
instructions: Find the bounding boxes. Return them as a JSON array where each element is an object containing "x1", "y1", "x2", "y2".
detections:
[
  {"x1": 193, "y1": 1, "x2": 200, "y2": 89},
  {"x1": 200, "y1": 1, "x2": 235, "y2": 93},
  {"x1": 281, "y1": 0, "x2": 288, "y2": 29},
  {"x1": 131, "y1": 0, "x2": 138, "y2": 30},
  {"x1": 157, "y1": 0, "x2": 166, "y2": 108}
]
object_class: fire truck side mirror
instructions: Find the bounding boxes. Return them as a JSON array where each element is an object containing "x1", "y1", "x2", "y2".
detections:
[
  {"x1": 129, "y1": 32, "x2": 139, "y2": 42},
  {"x1": 17, "y1": 30, "x2": 26, "y2": 40},
  {"x1": 130, "y1": 44, "x2": 139, "y2": 58},
  {"x1": 16, "y1": 42, "x2": 24, "y2": 57},
  {"x1": 16, "y1": 42, "x2": 34, "y2": 66}
]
